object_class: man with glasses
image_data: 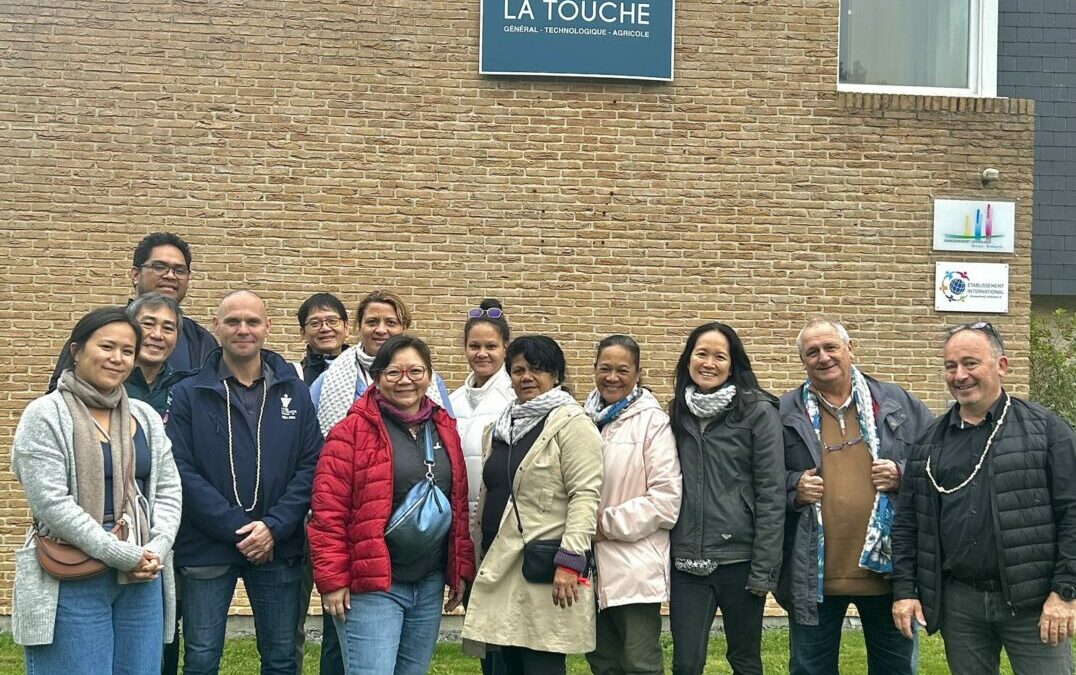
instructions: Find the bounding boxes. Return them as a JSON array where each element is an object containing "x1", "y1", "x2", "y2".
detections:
[
  {"x1": 168, "y1": 290, "x2": 322, "y2": 675},
  {"x1": 892, "y1": 323, "x2": 1076, "y2": 675},
  {"x1": 292, "y1": 292, "x2": 349, "y2": 675},
  {"x1": 776, "y1": 318, "x2": 932, "y2": 675},
  {"x1": 48, "y1": 232, "x2": 217, "y2": 391},
  {"x1": 294, "y1": 293, "x2": 350, "y2": 386}
]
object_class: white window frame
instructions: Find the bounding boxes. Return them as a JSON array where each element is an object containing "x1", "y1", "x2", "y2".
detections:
[{"x1": 837, "y1": 0, "x2": 997, "y2": 98}]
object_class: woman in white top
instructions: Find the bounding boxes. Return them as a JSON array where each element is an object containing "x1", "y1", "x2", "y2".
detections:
[{"x1": 449, "y1": 299, "x2": 514, "y2": 522}]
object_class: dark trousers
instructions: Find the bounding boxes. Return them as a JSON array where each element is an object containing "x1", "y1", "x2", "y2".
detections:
[
  {"x1": 941, "y1": 578, "x2": 1072, "y2": 675},
  {"x1": 669, "y1": 562, "x2": 765, "y2": 675},
  {"x1": 788, "y1": 593, "x2": 915, "y2": 675},
  {"x1": 319, "y1": 611, "x2": 344, "y2": 675},
  {"x1": 500, "y1": 646, "x2": 567, "y2": 675},
  {"x1": 162, "y1": 586, "x2": 182, "y2": 675},
  {"x1": 586, "y1": 602, "x2": 664, "y2": 675}
]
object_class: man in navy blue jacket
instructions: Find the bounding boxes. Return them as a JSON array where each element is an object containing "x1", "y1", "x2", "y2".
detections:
[{"x1": 168, "y1": 290, "x2": 322, "y2": 675}]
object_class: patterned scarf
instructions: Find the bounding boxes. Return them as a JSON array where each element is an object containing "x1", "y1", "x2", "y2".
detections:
[
  {"x1": 492, "y1": 388, "x2": 577, "y2": 445},
  {"x1": 801, "y1": 365, "x2": 888, "y2": 603},
  {"x1": 684, "y1": 383, "x2": 737, "y2": 418},
  {"x1": 316, "y1": 345, "x2": 447, "y2": 435},
  {"x1": 583, "y1": 385, "x2": 642, "y2": 429},
  {"x1": 371, "y1": 387, "x2": 436, "y2": 427}
]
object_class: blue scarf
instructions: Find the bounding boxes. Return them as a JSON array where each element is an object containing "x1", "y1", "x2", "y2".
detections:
[{"x1": 583, "y1": 385, "x2": 642, "y2": 429}]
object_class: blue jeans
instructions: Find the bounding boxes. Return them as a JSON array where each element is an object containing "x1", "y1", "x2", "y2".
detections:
[
  {"x1": 180, "y1": 559, "x2": 301, "y2": 675},
  {"x1": 941, "y1": 578, "x2": 1073, "y2": 675},
  {"x1": 25, "y1": 573, "x2": 163, "y2": 675},
  {"x1": 789, "y1": 594, "x2": 916, "y2": 675},
  {"x1": 334, "y1": 572, "x2": 445, "y2": 675}
]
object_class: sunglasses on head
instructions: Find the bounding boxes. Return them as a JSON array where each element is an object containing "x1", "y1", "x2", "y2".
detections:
[
  {"x1": 948, "y1": 321, "x2": 999, "y2": 338},
  {"x1": 467, "y1": 307, "x2": 504, "y2": 320}
]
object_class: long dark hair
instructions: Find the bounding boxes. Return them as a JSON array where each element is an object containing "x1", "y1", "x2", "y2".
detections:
[{"x1": 668, "y1": 322, "x2": 773, "y2": 435}]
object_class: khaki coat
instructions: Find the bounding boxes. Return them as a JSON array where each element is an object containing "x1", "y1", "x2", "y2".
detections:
[{"x1": 462, "y1": 404, "x2": 603, "y2": 655}]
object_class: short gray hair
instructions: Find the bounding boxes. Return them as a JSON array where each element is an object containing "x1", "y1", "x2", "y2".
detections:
[
  {"x1": 795, "y1": 318, "x2": 851, "y2": 355},
  {"x1": 127, "y1": 292, "x2": 182, "y2": 324}
]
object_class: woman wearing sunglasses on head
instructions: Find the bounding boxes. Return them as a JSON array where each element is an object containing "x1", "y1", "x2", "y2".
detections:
[
  {"x1": 462, "y1": 335, "x2": 604, "y2": 675},
  {"x1": 307, "y1": 334, "x2": 475, "y2": 675},
  {"x1": 667, "y1": 322, "x2": 785, "y2": 675}
]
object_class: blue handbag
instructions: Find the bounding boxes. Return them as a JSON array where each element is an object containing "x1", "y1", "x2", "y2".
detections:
[{"x1": 384, "y1": 423, "x2": 453, "y2": 565}]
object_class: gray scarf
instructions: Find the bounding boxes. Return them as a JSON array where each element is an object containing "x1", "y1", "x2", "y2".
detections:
[
  {"x1": 684, "y1": 383, "x2": 737, "y2": 419},
  {"x1": 57, "y1": 370, "x2": 148, "y2": 554},
  {"x1": 492, "y1": 388, "x2": 577, "y2": 445}
]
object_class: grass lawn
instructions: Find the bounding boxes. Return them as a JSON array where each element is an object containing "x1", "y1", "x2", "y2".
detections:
[{"x1": 0, "y1": 628, "x2": 1044, "y2": 674}]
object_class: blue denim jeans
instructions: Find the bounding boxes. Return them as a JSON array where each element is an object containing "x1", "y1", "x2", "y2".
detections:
[
  {"x1": 180, "y1": 559, "x2": 302, "y2": 675},
  {"x1": 334, "y1": 572, "x2": 445, "y2": 675},
  {"x1": 789, "y1": 593, "x2": 916, "y2": 675},
  {"x1": 941, "y1": 578, "x2": 1073, "y2": 675},
  {"x1": 24, "y1": 573, "x2": 163, "y2": 675}
]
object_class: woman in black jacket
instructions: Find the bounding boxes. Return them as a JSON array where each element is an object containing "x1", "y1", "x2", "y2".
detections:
[{"x1": 667, "y1": 322, "x2": 785, "y2": 675}]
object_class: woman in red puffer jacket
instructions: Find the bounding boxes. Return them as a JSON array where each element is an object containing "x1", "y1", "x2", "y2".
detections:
[{"x1": 307, "y1": 334, "x2": 475, "y2": 675}]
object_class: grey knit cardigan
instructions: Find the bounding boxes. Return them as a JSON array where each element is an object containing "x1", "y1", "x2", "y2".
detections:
[{"x1": 10, "y1": 390, "x2": 182, "y2": 646}]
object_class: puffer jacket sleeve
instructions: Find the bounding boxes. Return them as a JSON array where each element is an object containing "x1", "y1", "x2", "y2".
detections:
[
  {"x1": 307, "y1": 417, "x2": 357, "y2": 594},
  {"x1": 599, "y1": 411, "x2": 682, "y2": 542},
  {"x1": 558, "y1": 414, "x2": 604, "y2": 555},
  {"x1": 747, "y1": 401, "x2": 786, "y2": 593}
]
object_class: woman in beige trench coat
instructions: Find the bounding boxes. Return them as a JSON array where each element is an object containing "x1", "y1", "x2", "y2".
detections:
[{"x1": 462, "y1": 335, "x2": 604, "y2": 675}]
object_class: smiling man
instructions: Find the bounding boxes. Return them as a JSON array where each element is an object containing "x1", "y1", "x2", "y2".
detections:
[
  {"x1": 167, "y1": 290, "x2": 322, "y2": 675},
  {"x1": 294, "y1": 293, "x2": 350, "y2": 386},
  {"x1": 776, "y1": 318, "x2": 932, "y2": 675},
  {"x1": 892, "y1": 323, "x2": 1076, "y2": 675},
  {"x1": 48, "y1": 232, "x2": 218, "y2": 391},
  {"x1": 123, "y1": 292, "x2": 196, "y2": 420}
]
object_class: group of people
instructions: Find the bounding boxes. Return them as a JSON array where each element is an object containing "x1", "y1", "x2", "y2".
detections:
[{"x1": 10, "y1": 230, "x2": 1076, "y2": 675}]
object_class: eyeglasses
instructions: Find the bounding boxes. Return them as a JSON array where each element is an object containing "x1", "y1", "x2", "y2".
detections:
[
  {"x1": 304, "y1": 317, "x2": 344, "y2": 330},
  {"x1": 380, "y1": 366, "x2": 428, "y2": 383},
  {"x1": 138, "y1": 262, "x2": 191, "y2": 278},
  {"x1": 824, "y1": 436, "x2": 863, "y2": 452},
  {"x1": 467, "y1": 307, "x2": 504, "y2": 320}
]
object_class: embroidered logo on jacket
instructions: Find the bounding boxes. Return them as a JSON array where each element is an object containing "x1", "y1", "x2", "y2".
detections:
[{"x1": 280, "y1": 393, "x2": 297, "y2": 420}]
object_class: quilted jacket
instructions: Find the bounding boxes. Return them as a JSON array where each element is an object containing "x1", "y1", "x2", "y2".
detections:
[{"x1": 307, "y1": 389, "x2": 476, "y2": 595}]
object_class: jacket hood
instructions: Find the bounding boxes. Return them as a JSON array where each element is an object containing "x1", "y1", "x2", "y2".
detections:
[{"x1": 191, "y1": 347, "x2": 300, "y2": 388}]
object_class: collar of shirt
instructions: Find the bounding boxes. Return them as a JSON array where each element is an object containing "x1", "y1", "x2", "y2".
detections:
[{"x1": 948, "y1": 390, "x2": 1007, "y2": 430}]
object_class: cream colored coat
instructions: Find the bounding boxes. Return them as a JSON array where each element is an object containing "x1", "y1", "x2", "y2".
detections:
[
  {"x1": 462, "y1": 404, "x2": 603, "y2": 655},
  {"x1": 592, "y1": 390, "x2": 682, "y2": 610}
]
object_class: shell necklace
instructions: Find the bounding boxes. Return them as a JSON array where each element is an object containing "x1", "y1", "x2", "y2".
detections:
[
  {"x1": 223, "y1": 379, "x2": 267, "y2": 513},
  {"x1": 926, "y1": 394, "x2": 1010, "y2": 495}
]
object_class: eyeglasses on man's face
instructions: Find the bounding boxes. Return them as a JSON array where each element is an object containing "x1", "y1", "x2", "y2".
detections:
[
  {"x1": 138, "y1": 261, "x2": 191, "y2": 278},
  {"x1": 380, "y1": 366, "x2": 428, "y2": 383},
  {"x1": 304, "y1": 317, "x2": 344, "y2": 331}
]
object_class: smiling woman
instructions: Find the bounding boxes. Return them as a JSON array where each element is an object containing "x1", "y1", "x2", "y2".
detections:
[{"x1": 11, "y1": 306, "x2": 183, "y2": 675}]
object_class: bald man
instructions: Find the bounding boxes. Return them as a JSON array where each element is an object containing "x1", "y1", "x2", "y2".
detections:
[{"x1": 167, "y1": 291, "x2": 322, "y2": 675}]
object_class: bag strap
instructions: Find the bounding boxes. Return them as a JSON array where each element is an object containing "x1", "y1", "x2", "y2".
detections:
[
  {"x1": 507, "y1": 439, "x2": 527, "y2": 541},
  {"x1": 423, "y1": 422, "x2": 436, "y2": 482}
]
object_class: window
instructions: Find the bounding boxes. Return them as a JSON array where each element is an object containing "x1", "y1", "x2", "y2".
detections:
[{"x1": 838, "y1": 0, "x2": 997, "y2": 97}]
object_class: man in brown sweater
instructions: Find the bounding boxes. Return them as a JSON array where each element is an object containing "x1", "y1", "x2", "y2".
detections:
[{"x1": 777, "y1": 318, "x2": 933, "y2": 675}]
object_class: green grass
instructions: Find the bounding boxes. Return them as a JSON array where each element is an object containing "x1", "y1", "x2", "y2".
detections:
[{"x1": 0, "y1": 628, "x2": 1048, "y2": 674}]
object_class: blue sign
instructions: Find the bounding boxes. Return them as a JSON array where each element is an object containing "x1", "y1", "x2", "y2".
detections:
[{"x1": 480, "y1": 0, "x2": 675, "y2": 81}]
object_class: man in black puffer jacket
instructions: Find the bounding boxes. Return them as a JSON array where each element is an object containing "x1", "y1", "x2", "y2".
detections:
[{"x1": 892, "y1": 323, "x2": 1076, "y2": 675}]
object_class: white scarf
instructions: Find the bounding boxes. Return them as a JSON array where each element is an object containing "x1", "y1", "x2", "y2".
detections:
[
  {"x1": 684, "y1": 383, "x2": 737, "y2": 418},
  {"x1": 462, "y1": 368, "x2": 511, "y2": 412},
  {"x1": 316, "y1": 346, "x2": 376, "y2": 435},
  {"x1": 492, "y1": 388, "x2": 577, "y2": 445}
]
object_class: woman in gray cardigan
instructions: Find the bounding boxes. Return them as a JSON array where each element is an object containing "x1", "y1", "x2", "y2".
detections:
[{"x1": 11, "y1": 307, "x2": 182, "y2": 674}]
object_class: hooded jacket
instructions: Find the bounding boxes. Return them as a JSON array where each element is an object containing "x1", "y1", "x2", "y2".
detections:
[
  {"x1": 167, "y1": 348, "x2": 322, "y2": 566},
  {"x1": 592, "y1": 390, "x2": 682, "y2": 610}
]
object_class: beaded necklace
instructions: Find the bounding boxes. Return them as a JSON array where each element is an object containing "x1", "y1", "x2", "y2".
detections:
[
  {"x1": 223, "y1": 379, "x2": 267, "y2": 513},
  {"x1": 926, "y1": 394, "x2": 1010, "y2": 495}
]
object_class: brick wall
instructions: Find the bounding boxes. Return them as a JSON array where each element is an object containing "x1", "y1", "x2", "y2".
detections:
[{"x1": 0, "y1": 0, "x2": 1033, "y2": 615}]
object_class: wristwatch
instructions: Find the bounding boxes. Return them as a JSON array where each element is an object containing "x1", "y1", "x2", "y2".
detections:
[{"x1": 1055, "y1": 584, "x2": 1076, "y2": 602}]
